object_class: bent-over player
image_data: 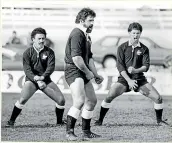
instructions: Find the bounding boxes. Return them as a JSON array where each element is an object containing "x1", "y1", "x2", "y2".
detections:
[{"x1": 6, "y1": 27, "x2": 66, "y2": 127}]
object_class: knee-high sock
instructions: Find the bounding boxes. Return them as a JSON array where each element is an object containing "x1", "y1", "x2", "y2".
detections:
[
  {"x1": 55, "y1": 103, "x2": 65, "y2": 124},
  {"x1": 98, "y1": 100, "x2": 111, "y2": 122},
  {"x1": 154, "y1": 102, "x2": 163, "y2": 122},
  {"x1": 81, "y1": 108, "x2": 93, "y2": 132},
  {"x1": 10, "y1": 101, "x2": 24, "y2": 122},
  {"x1": 66, "y1": 106, "x2": 80, "y2": 133}
]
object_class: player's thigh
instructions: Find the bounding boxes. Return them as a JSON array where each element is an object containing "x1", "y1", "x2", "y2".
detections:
[
  {"x1": 46, "y1": 82, "x2": 64, "y2": 99},
  {"x1": 139, "y1": 83, "x2": 162, "y2": 103},
  {"x1": 69, "y1": 78, "x2": 85, "y2": 105},
  {"x1": 42, "y1": 82, "x2": 65, "y2": 105},
  {"x1": 106, "y1": 82, "x2": 127, "y2": 101},
  {"x1": 84, "y1": 81, "x2": 97, "y2": 107},
  {"x1": 19, "y1": 81, "x2": 38, "y2": 104}
]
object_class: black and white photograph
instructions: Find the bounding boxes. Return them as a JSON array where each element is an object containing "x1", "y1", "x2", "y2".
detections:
[{"x1": 1, "y1": 0, "x2": 172, "y2": 142}]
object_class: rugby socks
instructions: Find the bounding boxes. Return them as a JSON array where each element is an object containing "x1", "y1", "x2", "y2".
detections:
[
  {"x1": 98, "y1": 100, "x2": 111, "y2": 122},
  {"x1": 81, "y1": 108, "x2": 93, "y2": 132},
  {"x1": 55, "y1": 103, "x2": 65, "y2": 124},
  {"x1": 154, "y1": 102, "x2": 163, "y2": 123},
  {"x1": 66, "y1": 106, "x2": 80, "y2": 134},
  {"x1": 10, "y1": 101, "x2": 24, "y2": 122}
]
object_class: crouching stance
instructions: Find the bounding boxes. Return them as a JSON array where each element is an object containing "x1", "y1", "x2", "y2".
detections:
[
  {"x1": 64, "y1": 8, "x2": 103, "y2": 141},
  {"x1": 95, "y1": 22, "x2": 169, "y2": 126},
  {"x1": 6, "y1": 27, "x2": 65, "y2": 127}
]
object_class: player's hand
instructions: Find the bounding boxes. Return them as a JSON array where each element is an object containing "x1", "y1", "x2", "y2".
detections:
[
  {"x1": 95, "y1": 75, "x2": 104, "y2": 84},
  {"x1": 127, "y1": 79, "x2": 138, "y2": 90},
  {"x1": 86, "y1": 71, "x2": 94, "y2": 80},
  {"x1": 127, "y1": 66, "x2": 136, "y2": 74},
  {"x1": 37, "y1": 81, "x2": 46, "y2": 89},
  {"x1": 34, "y1": 76, "x2": 44, "y2": 81}
]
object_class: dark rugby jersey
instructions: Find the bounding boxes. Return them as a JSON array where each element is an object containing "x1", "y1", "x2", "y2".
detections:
[
  {"x1": 64, "y1": 28, "x2": 93, "y2": 68},
  {"x1": 117, "y1": 41, "x2": 150, "y2": 80},
  {"x1": 23, "y1": 45, "x2": 55, "y2": 83}
]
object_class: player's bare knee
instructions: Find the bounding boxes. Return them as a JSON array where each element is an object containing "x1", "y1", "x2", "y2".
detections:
[
  {"x1": 58, "y1": 96, "x2": 65, "y2": 106},
  {"x1": 106, "y1": 94, "x2": 116, "y2": 103},
  {"x1": 155, "y1": 95, "x2": 163, "y2": 104},
  {"x1": 19, "y1": 98, "x2": 28, "y2": 105},
  {"x1": 87, "y1": 98, "x2": 97, "y2": 108}
]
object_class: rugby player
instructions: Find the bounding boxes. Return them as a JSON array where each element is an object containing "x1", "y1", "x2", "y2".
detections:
[
  {"x1": 6, "y1": 27, "x2": 66, "y2": 127},
  {"x1": 95, "y1": 22, "x2": 169, "y2": 126},
  {"x1": 64, "y1": 8, "x2": 103, "y2": 141}
]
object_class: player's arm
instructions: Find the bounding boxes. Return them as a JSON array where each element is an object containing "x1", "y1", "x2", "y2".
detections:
[
  {"x1": 23, "y1": 50, "x2": 37, "y2": 83},
  {"x1": 41, "y1": 49, "x2": 55, "y2": 79},
  {"x1": 88, "y1": 58, "x2": 98, "y2": 77},
  {"x1": 71, "y1": 34, "x2": 93, "y2": 79},
  {"x1": 128, "y1": 48, "x2": 150, "y2": 74},
  {"x1": 88, "y1": 58, "x2": 104, "y2": 84}
]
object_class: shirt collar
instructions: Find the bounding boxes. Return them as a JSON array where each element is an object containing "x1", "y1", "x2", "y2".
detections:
[
  {"x1": 128, "y1": 40, "x2": 141, "y2": 48},
  {"x1": 33, "y1": 44, "x2": 44, "y2": 53},
  {"x1": 75, "y1": 24, "x2": 87, "y2": 35}
]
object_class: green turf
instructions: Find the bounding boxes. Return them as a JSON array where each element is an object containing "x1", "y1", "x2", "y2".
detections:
[{"x1": 1, "y1": 93, "x2": 172, "y2": 142}]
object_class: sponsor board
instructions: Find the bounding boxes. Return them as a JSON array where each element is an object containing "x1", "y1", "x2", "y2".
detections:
[{"x1": 1, "y1": 70, "x2": 172, "y2": 95}]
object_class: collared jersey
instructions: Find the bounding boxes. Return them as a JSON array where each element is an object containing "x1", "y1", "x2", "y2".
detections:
[
  {"x1": 117, "y1": 41, "x2": 150, "y2": 80},
  {"x1": 64, "y1": 28, "x2": 93, "y2": 68},
  {"x1": 23, "y1": 45, "x2": 55, "y2": 83}
]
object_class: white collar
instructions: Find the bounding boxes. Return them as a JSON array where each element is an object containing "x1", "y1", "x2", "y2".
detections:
[
  {"x1": 75, "y1": 24, "x2": 87, "y2": 35},
  {"x1": 33, "y1": 44, "x2": 44, "y2": 53},
  {"x1": 128, "y1": 40, "x2": 141, "y2": 48}
]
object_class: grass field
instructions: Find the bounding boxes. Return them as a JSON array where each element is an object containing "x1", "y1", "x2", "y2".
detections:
[{"x1": 1, "y1": 93, "x2": 172, "y2": 142}]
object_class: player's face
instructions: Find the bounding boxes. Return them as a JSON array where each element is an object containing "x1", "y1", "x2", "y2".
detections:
[
  {"x1": 129, "y1": 29, "x2": 141, "y2": 45},
  {"x1": 32, "y1": 34, "x2": 45, "y2": 49},
  {"x1": 83, "y1": 16, "x2": 95, "y2": 33}
]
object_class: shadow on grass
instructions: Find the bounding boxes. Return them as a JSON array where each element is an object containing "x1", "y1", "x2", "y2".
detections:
[{"x1": 2, "y1": 123, "x2": 64, "y2": 128}]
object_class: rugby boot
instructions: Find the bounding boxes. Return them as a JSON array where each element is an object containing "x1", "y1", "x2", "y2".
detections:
[
  {"x1": 157, "y1": 119, "x2": 170, "y2": 126},
  {"x1": 94, "y1": 120, "x2": 103, "y2": 126},
  {"x1": 82, "y1": 130, "x2": 101, "y2": 139},
  {"x1": 66, "y1": 129, "x2": 78, "y2": 141},
  {"x1": 5, "y1": 120, "x2": 15, "y2": 127}
]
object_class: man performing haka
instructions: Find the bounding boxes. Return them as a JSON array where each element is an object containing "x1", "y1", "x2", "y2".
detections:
[
  {"x1": 95, "y1": 22, "x2": 169, "y2": 127},
  {"x1": 64, "y1": 8, "x2": 104, "y2": 141},
  {"x1": 6, "y1": 27, "x2": 66, "y2": 127}
]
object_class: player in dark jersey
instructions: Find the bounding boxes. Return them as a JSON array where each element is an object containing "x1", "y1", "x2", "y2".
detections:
[
  {"x1": 95, "y1": 22, "x2": 169, "y2": 126},
  {"x1": 6, "y1": 27, "x2": 66, "y2": 127},
  {"x1": 64, "y1": 8, "x2": 103, "y2": 141}
]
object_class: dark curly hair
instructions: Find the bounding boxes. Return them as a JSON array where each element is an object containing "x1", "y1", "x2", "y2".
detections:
[
  {"x1": 128, "y1": 22, "x2": 143, "y2": 33},
  {"x1": 75, "y1": 8, "x2": 96, "y2": 24},
  {"x1": 31, "y1": 27, "x2": 47, "y2": 39}
]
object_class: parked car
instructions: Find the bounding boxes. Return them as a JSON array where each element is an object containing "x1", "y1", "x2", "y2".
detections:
[
  {"x1": 2, "y1": 45, "x2": 64, "y2": 71},
  {"x1": 91, "y1": 35, "x2": 172, "y2": 68}
]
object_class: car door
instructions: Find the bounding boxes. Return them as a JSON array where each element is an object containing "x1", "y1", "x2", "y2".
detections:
[{"x1": 139, "y1": 38, "x2": 164, "y2": 65}]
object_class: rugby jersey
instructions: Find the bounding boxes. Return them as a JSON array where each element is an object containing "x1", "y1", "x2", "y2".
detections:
[
  {"x1": 117, "y1": 41, "x2": 150, "y2": 80},
  {"x1": 64, "y1": 28, "x2": 93, "y2": 68},
  {"x1": 23, "y1": 45, "x2": 55, "y2": 83}
]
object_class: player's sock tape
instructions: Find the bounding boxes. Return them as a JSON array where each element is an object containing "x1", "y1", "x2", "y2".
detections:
[
  {"x1": 154, "y1": 102, "x2": 163, "y2": 110},
  {"x1": 68, "y1": 106, "x2": 80, "y2": 119},
  {"x1": 101, "y1": 100, "x2": 111, "y2": 108},
  {"x1": 81, "y1": 108, "x2": 93, "y2": 119},
  {"x1": 55, "y1": 103, "x2": 65, "y2": 109},
  {"x1": 15, "y1": 100, "x2": 24, "y2": 109}
]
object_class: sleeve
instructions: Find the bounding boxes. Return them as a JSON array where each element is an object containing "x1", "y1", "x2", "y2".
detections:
[
  {"x1": 71, "y1": 33, "x2": 83, "y2": 57},
  {"x1": 142, "y1": 48, "x2": 150, "y2": 71},
  {"x1": 23, "y1": 50, "x2": 35, "y2": 82},
  {"x1": 117, "y1": 45, "x2": 126, "y2": 73},
  {"x1": 42, "y1": 49, "x2": 55, "y2": 78}
]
